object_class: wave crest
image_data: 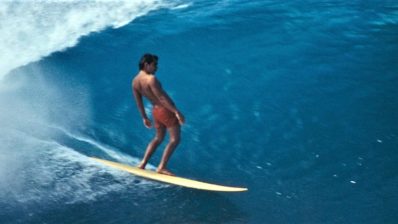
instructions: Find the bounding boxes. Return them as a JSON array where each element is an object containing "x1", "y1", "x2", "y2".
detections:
[{"x1": 0, "y1": 0, "x2": 168, "y2": 79}]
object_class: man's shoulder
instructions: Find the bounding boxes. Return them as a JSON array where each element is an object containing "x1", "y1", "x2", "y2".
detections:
[
  {"x1": 146, "y1": 75, "x2": 158, "y2": 84},
  {"x1": 133, "y1": 74, "x2": 158, "y2": 87},
  {"x1": 132, "y1": 75, "x2": 139, "y2": 86},
  {"x1": 133, "y1": 73, "x2": 149, "y2": 82}
]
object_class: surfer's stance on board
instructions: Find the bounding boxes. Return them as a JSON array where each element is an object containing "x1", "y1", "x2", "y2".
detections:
[{"x1": 132, "y1": 54, "x2": 185, "y2": 176}]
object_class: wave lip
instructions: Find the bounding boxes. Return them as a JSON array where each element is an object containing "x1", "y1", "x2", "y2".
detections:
[{"x1": 0, "y1": 0, "x2": 169, "y2": 79}]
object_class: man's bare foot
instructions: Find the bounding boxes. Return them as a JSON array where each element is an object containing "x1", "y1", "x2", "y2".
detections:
[
  {"x1": 157, "y1": 168, "x2": 175, "y2": 176},
  {"x1": 137, "y1": 162, "x2": 146, "y2": 169}
]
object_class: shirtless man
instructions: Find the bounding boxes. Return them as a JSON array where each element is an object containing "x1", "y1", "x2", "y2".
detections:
[{"x1": 132, "y1": 53, "x2": 185, "y2": 176}]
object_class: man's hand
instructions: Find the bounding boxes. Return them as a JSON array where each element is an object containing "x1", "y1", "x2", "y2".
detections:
[
  {"x1": 143, "y1": 118, "x2": 152, "y2": 128},
  {"x1": 175, "y1": 111, "x2": 185, "y2": 125}
]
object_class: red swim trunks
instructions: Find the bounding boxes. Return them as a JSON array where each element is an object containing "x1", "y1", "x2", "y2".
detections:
[{"x1": 152, "y1": 105, "x2": 178, "y2": 128}]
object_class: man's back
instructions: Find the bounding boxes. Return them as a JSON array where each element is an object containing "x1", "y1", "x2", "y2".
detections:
[{"x1": 133, "y1": 72, "x2": 159, "y2": 105}]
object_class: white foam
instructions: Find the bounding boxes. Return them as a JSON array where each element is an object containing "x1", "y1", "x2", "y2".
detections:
[
  {"x1": 46, "y1": 124, "x2": 147, "y2": 167},
  {"x1": 0, "y1": 0, "x2": 169, "y2": 79},
  {"x1": 0, "y1": 131, "x2": 164, "y2": 204},
  {"x1": 170, "y1": 3, "x2": 191, "y2": 10}
]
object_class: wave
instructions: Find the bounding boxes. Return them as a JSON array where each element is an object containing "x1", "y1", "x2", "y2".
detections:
[
  {"x1": 0, "y1": 0, "x2": 178, "y2": 204},
  {"x1": 0, "y1": 0, "x2": 173, "y2": 79}
]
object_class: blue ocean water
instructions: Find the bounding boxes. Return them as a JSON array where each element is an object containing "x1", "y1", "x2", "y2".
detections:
[{"x1": 1, "y1": 0, "x2": 397, "y2": 223}]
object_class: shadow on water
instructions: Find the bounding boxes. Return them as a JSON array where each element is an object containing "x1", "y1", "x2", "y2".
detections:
[{"x1": 5, "y1": 185, "x2": 248, "y2": 224}]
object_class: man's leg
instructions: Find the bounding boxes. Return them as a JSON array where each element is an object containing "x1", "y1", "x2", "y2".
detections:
[
  {"x1": 138, "y1": 125, "x2": 166, "y2": 169},
  {"x1": 157, "y1": 125, "x2": 180, "y2": 175}
]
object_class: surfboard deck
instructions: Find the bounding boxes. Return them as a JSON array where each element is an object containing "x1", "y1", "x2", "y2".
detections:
[{"x1": 90, "y1": 157, "x2": 248, "y2": 192}]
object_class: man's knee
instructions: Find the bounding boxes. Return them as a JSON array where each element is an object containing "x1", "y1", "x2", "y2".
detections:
[
  {"x1": 153, "y1": 136, "x2": 164, "y2": 144},
  {"x1": 169, "y1": 137, "x2": 180, "y2": 146}
]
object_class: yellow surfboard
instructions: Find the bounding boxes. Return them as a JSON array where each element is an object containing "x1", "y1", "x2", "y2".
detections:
[{"x1": 91, "y1": 157, "x2": 248, "y2": 192}]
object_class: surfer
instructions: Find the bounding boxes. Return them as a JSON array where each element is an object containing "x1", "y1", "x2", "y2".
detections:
[{"x1": 132, "y1": 53, "x2": 185, "y2": 176}]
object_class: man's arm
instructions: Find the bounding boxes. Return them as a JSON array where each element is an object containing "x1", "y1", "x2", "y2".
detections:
[
  {"x1": 133, "y1": 85, "x2": 152, "y2": 128},
  {"x1": 149, "y1": 77, "x2": 178, "y2": 113},
  {"x1": 149, "y1": 77, "x2": 185, "y2": 124}
]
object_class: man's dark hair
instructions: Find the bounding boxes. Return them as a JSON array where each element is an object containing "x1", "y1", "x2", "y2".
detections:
[{"x1": 139, "y1": 53, "x2": 158, "y2": 70}]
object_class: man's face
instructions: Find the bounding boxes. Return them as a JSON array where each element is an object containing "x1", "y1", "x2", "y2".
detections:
[{"x1": 146, "y1": 61, "x2": 158, "y2": 74}]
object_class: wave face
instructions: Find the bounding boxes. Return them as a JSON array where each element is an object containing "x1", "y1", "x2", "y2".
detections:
[
  {"x1": 1, "y1": 0, "x2": 398, "y2": 223},
  {"x1": 0, "y1": 0, "x2": 173, "y2": 223}
]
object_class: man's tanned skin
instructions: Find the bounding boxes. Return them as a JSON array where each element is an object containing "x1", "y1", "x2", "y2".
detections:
[{"x1": 132, "y1": 54, "x2": 184, "y2": 176}]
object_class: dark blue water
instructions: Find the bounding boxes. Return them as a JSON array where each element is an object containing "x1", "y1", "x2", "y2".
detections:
[{"x1": 1, "y1": 1, "x2": 397, "y2": 223}]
